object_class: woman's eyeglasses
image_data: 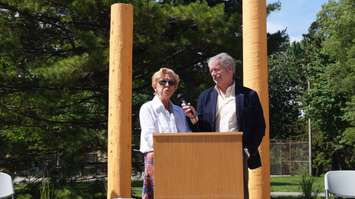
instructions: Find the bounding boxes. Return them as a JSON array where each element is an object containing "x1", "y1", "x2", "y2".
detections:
[{"x1": 158, "y1": 79, "x2": 177, "y2": 86}]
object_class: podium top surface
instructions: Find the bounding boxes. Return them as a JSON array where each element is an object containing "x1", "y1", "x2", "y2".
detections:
[{"x1": 153, "y1": 132, "x2": 243, "y2": 143}]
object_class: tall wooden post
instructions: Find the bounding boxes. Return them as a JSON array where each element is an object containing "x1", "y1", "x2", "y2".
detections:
[
  {"x1": 107, "y1": 3, "x2": 133, "y2": 199},
  {"x1": 242, "y1": 0, "x2": 270, "y2": 198}
]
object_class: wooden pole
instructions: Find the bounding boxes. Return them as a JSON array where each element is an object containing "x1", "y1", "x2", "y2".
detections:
[
  {"x1": 107, "y1": 3, "x2": 133, "y2": 199},
  {"x1": 242, "y1": 0, "x2": 270, "y2": 198}
]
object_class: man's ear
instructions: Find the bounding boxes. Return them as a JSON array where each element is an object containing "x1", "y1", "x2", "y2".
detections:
[{"x1": 227, "y1": 65, "x2": 233, "y2": 73}]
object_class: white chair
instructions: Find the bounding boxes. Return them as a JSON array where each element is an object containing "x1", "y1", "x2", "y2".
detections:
[
  {"x1": 325, "y1": 170, "x2": 355, "y2": 199},
  {"x1": 0, "y1": 172, "x2": 15, "y2": 199}
]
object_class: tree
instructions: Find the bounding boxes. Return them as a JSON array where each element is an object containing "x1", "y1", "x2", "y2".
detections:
[
  {"x1": 268, "y1": 41, "x2": 308, "y2": 139},
  {"x1": 303, "y1": 0, "x2": 355, "y2": 173},
  {"x1": 0, "y1": 0, "x2": 111, "y2": 182},
  {"x1": 0, "y1": 0, "x2": 288, "y2": 185}
]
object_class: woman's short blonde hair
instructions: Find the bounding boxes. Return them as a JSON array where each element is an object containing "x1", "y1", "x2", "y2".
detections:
[{"x1": 151, "y1": 67, "x2": 180, "y2": 89}]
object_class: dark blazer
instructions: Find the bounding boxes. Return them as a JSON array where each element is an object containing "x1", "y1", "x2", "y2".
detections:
[{"x1": 194, "y1": 84, "x2": 265, "y2": 169}]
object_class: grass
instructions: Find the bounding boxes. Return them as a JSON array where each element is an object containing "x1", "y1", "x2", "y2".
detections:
[
  {"x1": 271, "y1": 175, "x2": 324, "y2": 192},
  {"x1": 131, "y1": 175, "x2": 325, "y2": 198},
  {"x1": 15, "y1": 180, "x2": 107, "y2": 199},
  {"x1": 14, "y1": 175, "x2": 324, "y2": 199},
  {"x1": 132, "y1": 180, "x2": 143, "y2": 198},
  {"x1": 132, "y1": 175, "x2": 325, "y2": 193}
]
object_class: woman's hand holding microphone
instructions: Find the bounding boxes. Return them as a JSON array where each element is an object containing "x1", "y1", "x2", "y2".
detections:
[{"x1": 182, "y1": 102, "x2": 198, "y2": 124}]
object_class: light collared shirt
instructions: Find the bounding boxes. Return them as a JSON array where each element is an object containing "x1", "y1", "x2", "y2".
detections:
[
  {"x1": 139, "y1": 95, "x2": 191, "y2": 153},
  {"x1": 215, "y1": 82, "x2": 238, "y2": 132}
]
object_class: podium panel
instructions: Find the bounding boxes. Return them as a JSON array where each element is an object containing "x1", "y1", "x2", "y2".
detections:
[{"x1": 154, "y1": 132, "x2": 244, "y2": 199}]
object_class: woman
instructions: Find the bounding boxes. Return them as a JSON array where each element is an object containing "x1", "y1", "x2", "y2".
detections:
[{"x1": 139, "y1": 67, "x2": 193, "y2": 199}]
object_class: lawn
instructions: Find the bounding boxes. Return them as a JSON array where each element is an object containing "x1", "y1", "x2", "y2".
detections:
[
  {"x1": 132, "y1": 175, "x2": 325, "y2": 198},
  {"x1": 13, "y1": 175, "x2": 324, "y2": 198},
  {"x1": 271, "y1": 175, "x2": 324, "y2": 192}
]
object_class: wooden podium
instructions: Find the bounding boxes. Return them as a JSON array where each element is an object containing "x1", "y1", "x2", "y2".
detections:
[{"x1": 153, "y1": 132, "x2": 244, "y2": 199}]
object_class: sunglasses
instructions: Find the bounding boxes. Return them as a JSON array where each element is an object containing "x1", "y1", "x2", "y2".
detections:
[{"x1": 158, "y1": 79, "x2": 177, "y2": 86}]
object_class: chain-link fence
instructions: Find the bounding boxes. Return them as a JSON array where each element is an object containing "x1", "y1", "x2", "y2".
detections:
[
  {"x1": 270, "y1": 140, "x2": 309, "y2": 175},
  {"x1": 83, "y1": 139, "x2": 310, "y2": 177}
]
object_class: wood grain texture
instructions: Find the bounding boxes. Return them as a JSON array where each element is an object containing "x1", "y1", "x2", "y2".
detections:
[
  {"x1": 242, "y1": 0, "x2": 270, "y2": 198},
  {"x1": 107, "y1": 3, "x2": 133, "y2": 199},
  {"x1": 154, "y1": 133, "x2": 244, "y2": 199}
]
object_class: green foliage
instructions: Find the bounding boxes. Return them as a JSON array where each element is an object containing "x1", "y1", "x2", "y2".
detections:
[
  {"x1": 271, "y1": 175, "x2": 324, "y2": 193},
  {"x1": 342, "y1": 96, "x2": 355, "y2": 146},
  {"x1": 15, "y1": 181, "x2": 106, "y2": 199},
  {"x1": 0, "y1": 0, "x2": 288, "y2": 188},
  {"x1": 269, "y1": 43, "x2": 308, "y2": 139},
  {"x1": 0, "y1": 0, "x2": 111, "y2": 182},
  {"x1": 267, "y1": 0, "x2": 354, "y2": 173},
  {"x1": 40, "y1": 180, "x2": 55, "y2": 199},
  {"x1": 17, "y1": 194, "x2": 33, "y2": 199},
  {"x1": 299, "y1": 174, "x2": 320, "y2": 199},
  {"x1": 267, "y1": 1, "x2": 281, "y2": 15},
  {"x1": 301, "y1": 0, "x2": 355, "y2": 173}
]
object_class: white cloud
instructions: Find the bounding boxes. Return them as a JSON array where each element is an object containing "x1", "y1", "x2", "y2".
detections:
[
  {"x1": 267, "y1": 21, "x2": 286, "y2": 34},
  {"x1": 289, "y1": 35, "x2": 303, "y2": 42}
]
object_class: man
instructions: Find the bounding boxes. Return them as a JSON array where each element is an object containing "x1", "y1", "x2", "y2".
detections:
[{"x1": 183, "y1": 52, "x2": 265, "y2": 198}]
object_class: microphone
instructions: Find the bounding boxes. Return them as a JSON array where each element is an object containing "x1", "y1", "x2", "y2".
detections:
[
  {"x1": 177, "y1": 93, "x2": 187, "y2": 106},
  {"x1": 177, "y1": 93, "x2": 198, "y2": 123}
]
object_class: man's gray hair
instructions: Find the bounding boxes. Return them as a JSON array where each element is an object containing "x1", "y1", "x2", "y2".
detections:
[{"x1": 207, "y1": 52, "x2": 236, "y2": 74}]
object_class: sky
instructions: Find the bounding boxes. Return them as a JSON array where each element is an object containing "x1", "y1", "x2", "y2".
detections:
[{"x1": 267, "y1": 0, "x2": 329, "y2": 42}]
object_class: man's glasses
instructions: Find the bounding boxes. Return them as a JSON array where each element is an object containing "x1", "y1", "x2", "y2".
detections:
[{"x1": 158, "y1": 79, "x2": 177, "y2": 86}]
